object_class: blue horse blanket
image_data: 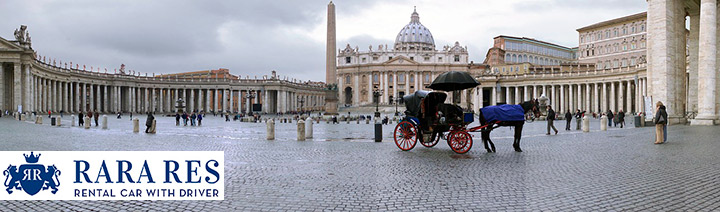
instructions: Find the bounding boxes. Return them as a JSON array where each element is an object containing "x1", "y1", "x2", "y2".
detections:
[{"x1": 480, "y1": 104, "x2": 525, "y2": 123}]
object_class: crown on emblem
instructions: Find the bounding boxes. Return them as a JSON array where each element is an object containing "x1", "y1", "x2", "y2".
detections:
[{"x1": 23, "y1": 152, "x2": 41, "y2": 163}]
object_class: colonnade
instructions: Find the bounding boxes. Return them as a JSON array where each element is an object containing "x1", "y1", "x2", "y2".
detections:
[
  {"x1": 476, "y1": 77, "x2": 648, "y2": 115},
  {"x1": 0, "y1": 61, "x2": 325, "y2": 115}
]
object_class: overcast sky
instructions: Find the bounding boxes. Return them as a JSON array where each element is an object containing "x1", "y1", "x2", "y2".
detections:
[{"x1": 0, "y1": 0, "x2": 646, "y2": 82}]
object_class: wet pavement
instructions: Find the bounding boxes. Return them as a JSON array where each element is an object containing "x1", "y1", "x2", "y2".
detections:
[{"x1": 1, "y1": 114, "x2": 719, "y2": 211}]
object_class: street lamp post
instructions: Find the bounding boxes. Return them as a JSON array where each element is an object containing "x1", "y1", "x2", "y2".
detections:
[
  {"x1": 373, "y1": 86, "x2": 383, "y2": 118},
  {"x1": 297, "y1": 96, "x2": 305, "y2": 114},
  {"x1": 245, "y1": 91, "x2": 256, "y2": 115}
]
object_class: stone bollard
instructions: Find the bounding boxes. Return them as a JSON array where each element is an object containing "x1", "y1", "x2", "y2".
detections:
[
  {"x1": 346, "y1": 118, "x2": 350, "y2": 124},
  {"x1": 84, "y1": 117, "x2": 91, "y2": 129},
  {"x1": 20, "y1": 114, "x2": 26, "y2": 121},
  {"x1": 297, "y1": 120, "x2": 305, "y2": 141},
  {"x1": 306, "y1": 117, "x2": 313, "y2": 139},
  {"x1": 600, "y1": 115, "x2": 608, "y2": 131},
  {"x1": 102, "y1": 115, "x2": 108, "y2": 129},
  {"x1": 267, "y1": 119, "x2": 275, "y2": 140},
  {"x1": 133, "y1": 118, "x2": 139, "y2": 133},
  {"x1": 71, "y1": 115, "x2": 76, "y2": 126},
  {"x1": 36, "y1": 116, "x2": 43, "y2": 125},
  {"x1": 57, "y1": 117, "x2": 62, "y2": 127},
  {"x1": 582, "y1": 115, "x2": 590, "y2": 132}
]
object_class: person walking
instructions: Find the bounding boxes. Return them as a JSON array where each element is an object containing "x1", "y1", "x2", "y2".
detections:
[
  {"x1": 607, "y1": 110, "x2": 614, "y2": 127},
  {"x1": 145, "y1": 112, "x2": 155, "y2": 133},
  {"x1": 129, "y1": 112, "x2": 133, "y2": 120},
  {"x1": 654, "y1": 101, "x2": 668, "y2": 144},
  {"x1": 48, "y1": 110, "x2": 51, "y2": 118},
  {"x1": 190, "y1": 112, "x2": 197, "y2": 126},
  {"x1": 546, "y1": 105, "x2": 558, "y2": 135},
  {"x1": 94, "y1": 111, "x2": 100, "y2": 126},
  {"x1": 175, "y1": 113, "x2": 181, "y2": 126},
  {"x1": 618, "y1": 109, "x2": 625, "y2": 128},
  {"x1": 564, "y1": 110, "x2": 572, "y2": 130},
  {"x1": 182, "y1": 112, "x2": 188, "y2": 126},
  {"x1": 197, "y1": 113, "x2": 203, "y2": 126},
  {"x1": 78, "y1": 112, "x2": 84, "y2": 126}
]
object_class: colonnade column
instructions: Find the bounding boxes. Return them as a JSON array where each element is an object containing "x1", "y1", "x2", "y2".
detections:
[
  {"x1": 693, "y1": 0, "x2": 718, "y2": 125},
  {"x1": 523, "y1": 85, "x2": 529, "y2": 101},
  {"x1": 515, "y1": 87, "x2": 521, "y2": 105},
  {"x1": 585, "y1": 84, "x2": 590, "y2": 112},
  {"x1": 491, "y1": 86, "x2": 497, "y2": 106}
]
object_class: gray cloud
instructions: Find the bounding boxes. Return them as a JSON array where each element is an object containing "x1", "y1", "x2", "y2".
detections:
[{"x1": 0, "y1": 0, "x2": 647, "y2": 82}]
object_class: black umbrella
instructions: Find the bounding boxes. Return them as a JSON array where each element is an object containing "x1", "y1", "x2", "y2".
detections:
[{"x1": 426, "y1": 71, "x2": 480, "y2": 91}]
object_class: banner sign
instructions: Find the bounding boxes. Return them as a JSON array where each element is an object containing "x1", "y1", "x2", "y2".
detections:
[{"x1": 0, "y1": 151, "x2": 223, "y2": 200}]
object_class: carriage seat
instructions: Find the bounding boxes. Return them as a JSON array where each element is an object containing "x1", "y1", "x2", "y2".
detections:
[{"x1": 438, "y1": 104, "x2": 463, "y2": 125}]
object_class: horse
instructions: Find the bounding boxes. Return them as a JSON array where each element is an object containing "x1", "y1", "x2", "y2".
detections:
[{"x1": 478, "y1": 99, "x2": 540, "y2": 152}]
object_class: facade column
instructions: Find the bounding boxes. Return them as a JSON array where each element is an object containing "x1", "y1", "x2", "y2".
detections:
[
  {"x1": 190, "y1": 89, "x2": 195, "y2": 113},
  {"x1": 524, "y1": 85, "x2": 529, "y2": 101},
  {"x1": 693, "y1": 0, "x2": 718, "y2": 125},
  {"x1": 560, "y1": 85, "x2": 565, "y2": 113},
  {"x1": 215, "y1": 89, "x2": 220, "y2": 113},
  {"x1": 478, "y1": 87, "x2": 484, "y2": 109},
  {"x1": 505, "y1": 87, "x2": 511, "y2": 104},
  {"x1": 626, "y1": 80, "x2": 632, "y2": 113},
  {"x1": 103, "y1": 85, "x2": 108, "y2": 113},
  {"x1": 594, "y1": 83, "x2": 599, "y2": 113},
  {"x1": 610, "y1": 81, "x2": 616, "y2": 112},
  {"x1": 585, "y1": 83, "x2": 591, "y2": 112},
  {"x1": 618, "y1": 82, "x2": 625, "y2": 113},
  {"x1": 12, "y1": 63, "x2": 21, "y2": 112},
  {"x1": 515, "y1": 86, "x2": 521, "y2": 104},
  {"x1": 550, "y1": 85, "x2": 556, "y2": 108},
  {"x1": 568, "y1": 84, "x2": 576, "y2": 111},
  {"x1": 491, "y1": 86, "x2": 497, "y2": 106},
  {"x1": 75, "y1": 82, "x2": 80, "y2": 113},
  {"x1": 602, "y1": 82, "x2": 608, "y2": 112},
  {"x1": 532, "y1": 85, "x2": 538, "y2": 100}
]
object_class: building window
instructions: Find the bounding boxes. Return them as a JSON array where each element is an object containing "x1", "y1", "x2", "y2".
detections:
[
  {"x1": 630, "y1": 58, "x2": 636, "y2": 66},
  {"x1": 631, "y1": 43, "x2": 636, "y2": 49},
  {"x1": 454, "y1": 55, "x2": 460, "y2": 62},
  {"x1": 362, "y1": 58, "x2": 366, "y2": 63},
  {"x1": 389, "y1": 56, "x2": 393, "y2": 60},
  {"x1": 622, "y1": 59, "x2": 628, "y2": 67},
  {"x1": 345, "y1": 75, "x2": 351, "y2": 84},
  {"x1": 438, "y1": 57, "x2": 443, "y2": 62},
  {"x1": 388, "y1": 75, "x2": 393, "y2": 83},
  {"x1": 373, "y1": 74, "x2": 379, "y2": 83},
  {"x1": 398, "y1": 74, "x2": 405, "y2": 82},
  {"x1": 424, "y1": 74, "x2": 430, "y2": 83},
  {"x1": 409, "y1": 75, "x2": 415, "y2": 83},
  {"x1": 641, "y1": 25, "x2": 645, "y2": 31},
  {"x1": 345, "y1": 57, "x2": 351, "y2": 63},
  {"x1": 373, "y1": 56, "x2": 378, "y2": 61},
  {"x1": 424, "y1": 57, "x2": 430, "y2": 61},
  {"x1": 623, "y1": 45, "x2": 627, "y2": 51},
  {"x1": 409, "y1": 57, "x2": 414, "y2": 61}
]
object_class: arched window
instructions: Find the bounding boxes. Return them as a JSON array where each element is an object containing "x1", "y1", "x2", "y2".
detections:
[
  {"x1": 345, "y1": 75, "x2": 351, "y2": 84},
  {"x1": 388, "y1": 74, "x2": 393, "y2": 83},
  {"x1": 409, "y1": 74, "x2": 415, "y2": 83}
]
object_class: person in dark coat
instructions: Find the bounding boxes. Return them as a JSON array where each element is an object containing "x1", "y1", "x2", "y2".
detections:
[
  {"x1": 546, "y1": 105, "x2": 558, "y2": 135},
  {"x1": 564, "y1": 110, "x2": 572, "y2": 130},
  {"x1": 654, "y1": 102, "x2": 668, "y2": 144},
  {"x1": 182, "y1": 112, "x2": 189, "y2": 126},
  {"x1": 197, "y1": 113, "x2": 203, "y2": 126},
  {"x1": 94, "y1": 111, "x2": 100, "y2": 126},
  {"x1": 190, "y1": 112, "x2": 197, "y2": 126},
  {"x1": 78, "y1": 112, "x2": 84, "y2": 126},
  {"x1": 618, "y1": 109, "x2": 625, "y2": 128},
  {"x1": 607, "y1": 110, "x2": 614, "y2": 127},
  {"x1": 175, "y1": 113, "x2": 181, "y2": 126},
  {"x1": 145, "y1": 112, "x2": 155, "y2": 133}
]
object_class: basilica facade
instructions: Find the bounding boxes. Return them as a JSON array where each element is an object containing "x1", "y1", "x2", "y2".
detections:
[{"x1": 336, "y1": 9, "x2": 470, "y2": 107}]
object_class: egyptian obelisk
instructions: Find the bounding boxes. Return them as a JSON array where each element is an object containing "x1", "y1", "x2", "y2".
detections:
[{"x1": 324, "y1": 1, "x2": 339, "y2": 115}]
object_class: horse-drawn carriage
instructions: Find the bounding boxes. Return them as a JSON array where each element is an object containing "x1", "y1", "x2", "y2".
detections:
[{"x1": 393, "y1": 71, "x2": 539, "y2": 154}]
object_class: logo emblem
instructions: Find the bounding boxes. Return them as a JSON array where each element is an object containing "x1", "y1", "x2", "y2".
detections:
[{"x1": 3, "y1": 152, "x2": 61, "y2": 195}]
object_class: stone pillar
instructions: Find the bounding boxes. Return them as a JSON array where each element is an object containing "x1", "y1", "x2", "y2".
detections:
[
  {"x1": 103, "y1": 85, "x2": 108, "y2": 113},
  {"x1": 648, "y1": 0, "x2": 688, "y2": 124},
  {"x1": 610, "y1": 82, "x2": 616, "y2": 112},
  {"x1": 215, "y1": 89, "x2": 220, "y2": 113},
  {"x1": 594, "y1": 83, "x2": 600, "y2": 113},
  {"x1": 626, "y1": 81, "x2": 632, "y2": 113},
  {"x1": 12, "y1": 63, "x2": 21, "y2": 112},
  {"x1": 505, "y1": 87, "x2": 511, "y2": 104},
  {"x1": 190, "y1": 88, "x2": 195, "y2": 113},
  {"x1": 602, "y1": 82, "x2": 608, "y2": 112},
  {"x1": 688, "y1": 12, "x2": 700, "y2": 113},
  {"x1": 584, "y1": 84, "x2": 590, "y2": 112},
  {"x1": 693, "y1": 0, "x2": 718, "y2": 125},
  {"x1": 618, "y1": 82, "x2": 625, "y2": 113},
  {"x1": 532, "y1": 85, "x2": 538, "y2": 100},
  {"x1": 569, "y1": 84, "x2": 574, "y2": 112},
  {"x1": 524, "y1": 85, "x2": 529, "y2": 101},
  {"x1": 560, "y1": 85, "x2": 565, "y2": 113},
  {"x1": 515, "y1": 86, "x2": 521, "y2": 105},
  {"x1": 491, "y1": 86, "x2": 497, "y2": 106},
  {"x1": 478, "y1": 87, "x2": 484, "y2": 109},
  {"x1": 0, "y1": 63, "x2": 3, "y2": 111},
  {"x1": 76, "y1": 82, "x2": 81, "y2": 113}
]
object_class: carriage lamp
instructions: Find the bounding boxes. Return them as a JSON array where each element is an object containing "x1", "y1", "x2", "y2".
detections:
[{"x1": 246, "y1": 91, "x2": 256, "y2": 115}]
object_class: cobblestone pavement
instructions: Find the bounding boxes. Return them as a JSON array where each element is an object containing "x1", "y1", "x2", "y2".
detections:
[{"x1": 1, "y1": 115, "x2": 719, "y2": 211}]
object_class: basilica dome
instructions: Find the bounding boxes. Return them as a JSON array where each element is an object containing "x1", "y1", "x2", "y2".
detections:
[{"x1": 394, "y1": 8, "x2": 435, "y2": 51}]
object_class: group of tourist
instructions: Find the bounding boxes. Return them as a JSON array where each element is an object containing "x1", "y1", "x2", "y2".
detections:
[
  {"x1": 175, "y1": 112, "x2": 203, "y2": 126},
  {"x1": 544, "y1": 101, "x2": 669, "y2": 144},
  {"x1": 77, "y1": 110, "x2": 100, "y2": 126}
]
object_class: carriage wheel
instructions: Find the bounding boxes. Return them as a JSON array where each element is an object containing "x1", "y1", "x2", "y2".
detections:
[
  {"x1": 420, "y1": 132, "x2": 440, "y2": 148},
  {"x1": 448, "y1": 130, "x2": 473, "y2": 154},
  {"x1": 394, "y1": 121, "x2": 418, "y2": 151}
]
